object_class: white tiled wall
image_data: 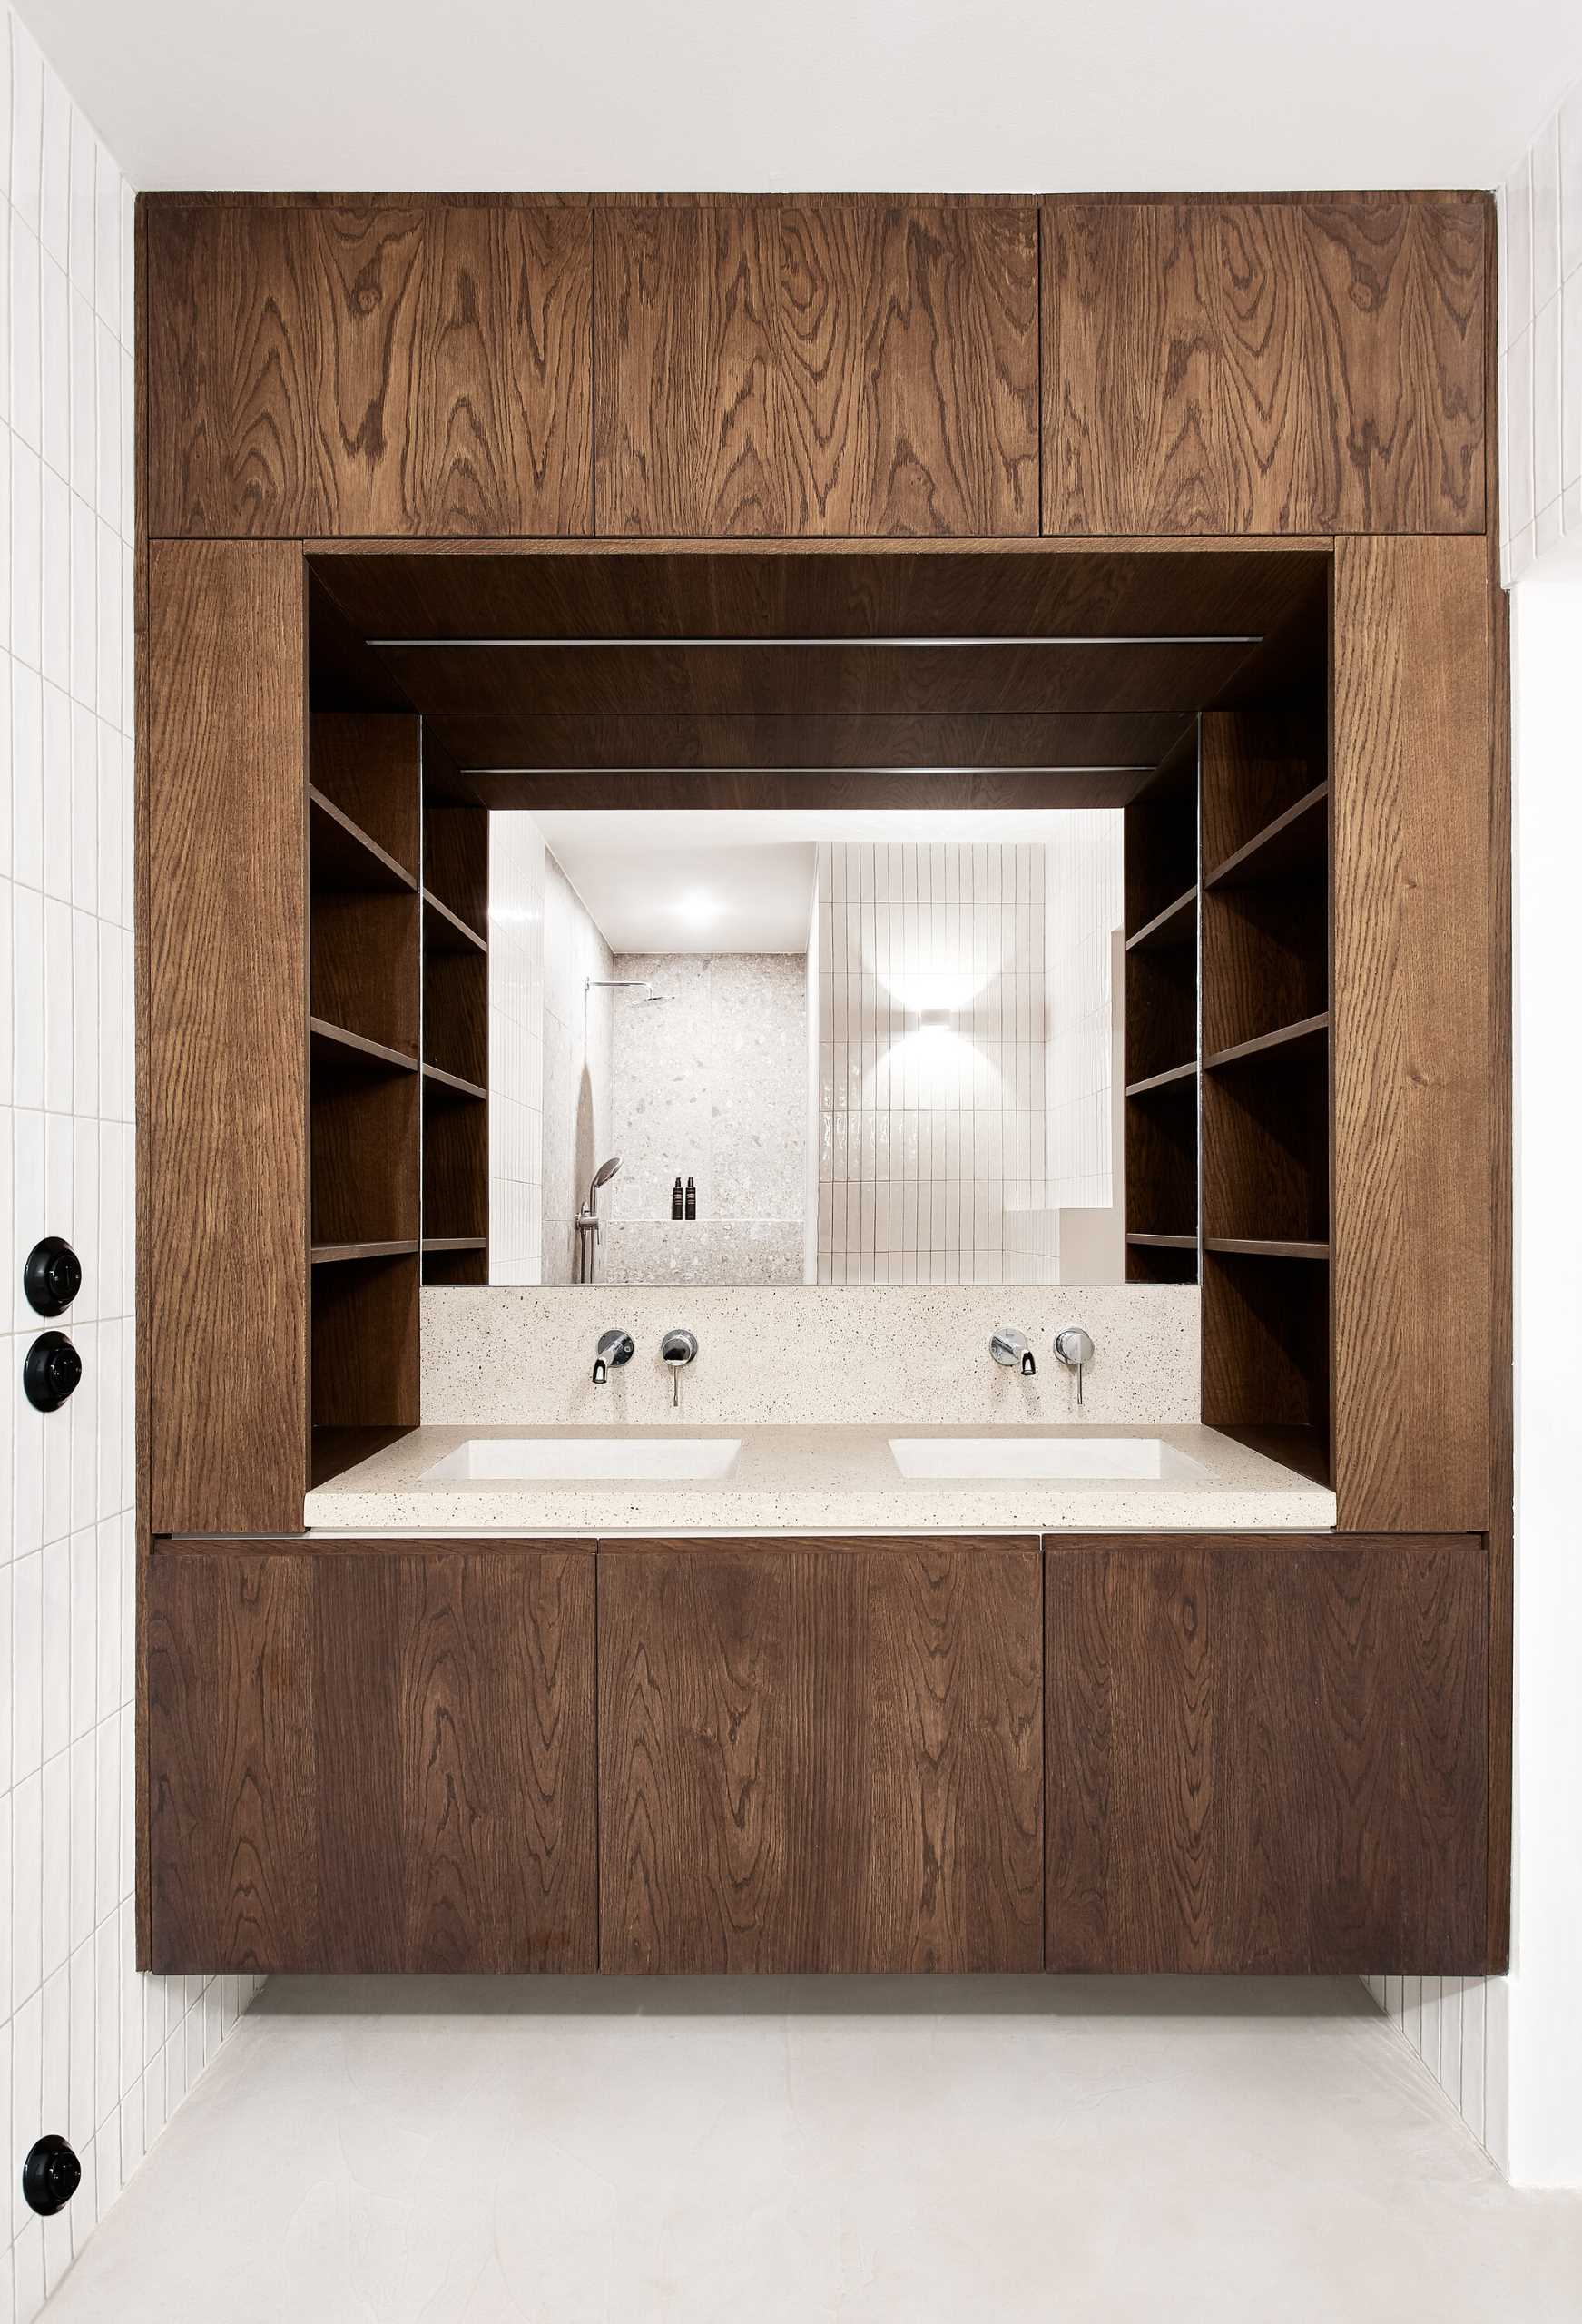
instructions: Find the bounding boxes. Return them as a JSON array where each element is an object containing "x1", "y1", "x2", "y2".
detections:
[
  {"x1": 487, "y1": 812, "x2": 545, "y2": 1285},
  {"x1": 1045, "y1": 811, "x2": 1123, "y2": 1213},
  {"x1": 814, "y1": 832, "x2": 1123, "y2": 1285},
  {"x1": 1, "y1": 12, "x2": 259, "y2": 2316},
  {"x1": 1499, "y1": 74, "x2": 1582, "y2": 580}
]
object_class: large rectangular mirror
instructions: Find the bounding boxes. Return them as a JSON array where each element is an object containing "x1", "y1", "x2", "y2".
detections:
[{"x1": 488, "y1": 809, "x2": 1125, "y2": 1287}]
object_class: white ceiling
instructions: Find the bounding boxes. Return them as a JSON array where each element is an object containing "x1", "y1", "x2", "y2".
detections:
[
  {"x1": 531, "y1": 808, "x2": 1096, "y2": 953},
  {"x1": 21, "y1": 0, "x2": 1582, "y2": 193}
]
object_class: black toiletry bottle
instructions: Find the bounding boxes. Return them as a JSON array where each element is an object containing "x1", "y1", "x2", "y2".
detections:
[
  {"x1": 671, "y1": 1177, "x2": 683, "y2": 1220},
  {"x1": 684, "y1": 1176, "x2": 697, "y2": 1220}
]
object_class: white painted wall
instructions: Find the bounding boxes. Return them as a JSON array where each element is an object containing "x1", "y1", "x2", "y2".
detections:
[
  {"x1": 1366, "y1": 78, "x2": 1582, "y2": 2188},
  {"x1": 0, "y1": 11, "x2": 260, "y2": 2316}
]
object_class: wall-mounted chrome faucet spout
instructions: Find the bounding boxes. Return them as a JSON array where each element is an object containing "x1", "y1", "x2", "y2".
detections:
[
  {"x1": 990, "y1": 1328, "x2": 1036, "y2": 1376},
  {"x1": 661, "y1": 1329, "x2": 698, "y2": 1408},
  {"x1": 1053, "y1": 1327, "x2": 1095, "y2": 1404},
  {"x1": 593, "y1": 1328, "x2": 634, "y2": 1385}
]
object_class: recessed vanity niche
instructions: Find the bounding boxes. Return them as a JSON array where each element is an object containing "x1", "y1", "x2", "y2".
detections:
[{"x1": 300, "y1": 545, "x2": 1332, "y2": 1490}]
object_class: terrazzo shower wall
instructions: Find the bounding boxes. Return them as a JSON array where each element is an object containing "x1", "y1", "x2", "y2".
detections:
[
  {"x1": 2, "y1": 15, "x2": 260, "y2": 2318},
  {"x1": 815, "y1": 836, "x2": 1123, "y2": 1284},
  {"x1": 486, "y1": 813, "x2": 545, "y2": 1286},
  {"x1": 539, "y1": 850, "x2": 613, "y2": 1285},
  {"x1": 604, "y1": 953, "x2": 807, "y2": 1285}
]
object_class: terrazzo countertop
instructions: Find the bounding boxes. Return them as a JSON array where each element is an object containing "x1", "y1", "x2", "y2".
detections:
[{"x1": 304, "y1": 1423, "x2": 1336, "y2": 1536}]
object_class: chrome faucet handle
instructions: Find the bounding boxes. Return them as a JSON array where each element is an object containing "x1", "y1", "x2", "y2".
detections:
[
  {"x1": 1053, "y1": 1327, "x2": 1095, "y2": 1405},
  {"x1": 593, "y1": 1328, "x2": 634, "y2": 1385},
  {"x1": 661, "y1": 1329, "x2": 698, "y2": 1408},
  {"x1": 990, "y1": 1328, "x2": 1037, "y2": 1376}
]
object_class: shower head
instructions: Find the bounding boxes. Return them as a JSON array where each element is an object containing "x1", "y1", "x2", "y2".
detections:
[{"x1": 591, "y1": 1155, "x2": 622, "y2": 1190}]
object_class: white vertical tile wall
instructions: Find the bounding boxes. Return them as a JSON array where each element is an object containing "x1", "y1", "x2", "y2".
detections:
[
  {"x1": 1045, "y1": 810, "x2": 1123, "y2": 1212},
  {"x1": 814, "y1": 832, "x2": 1123, "y2": 1285},
  {"x1": 816, "y1": 839, "x2": 1050, "y2": 1285},
  {"x1": 487, "y1": 812, "x2": 545, "y2": 1285},
  {"x1": 1, "y1": 13, "x2": 259, "y2": 2317},
  {"x1": 1500, "y1": 71, "x2": 1582, "y2": 579}
]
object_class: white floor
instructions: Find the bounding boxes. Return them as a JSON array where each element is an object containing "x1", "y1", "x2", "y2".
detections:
[{"x1": 39, "y1": 1978, "x2": 1582, "y2": 2323}]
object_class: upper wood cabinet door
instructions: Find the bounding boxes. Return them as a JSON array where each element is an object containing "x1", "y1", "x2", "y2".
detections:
[
  {"x1": 144, "y1": 202, "x2": 594, "y2": 537},
  {"x1": 1042, "y1": 199, "x2": 1488, "y2": 535},
  {"x1": 599, "y1": 1539, "x2": 1044, "y2": 1971},
  {"x1": 594, "y1": 205, "x2": 1040, "y2": 537},
  {"x1": 1046, "y1": 1536, "x2": 1490, "y2": 1974},
  {"x1": 147, "y1": 1542, "x2": 598, "y2": 1974}
]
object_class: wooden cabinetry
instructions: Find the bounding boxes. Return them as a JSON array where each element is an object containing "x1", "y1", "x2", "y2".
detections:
[
  {"x1": 598, "y1": 1539, "x2": 1044, "y2": 1973},
  {"x1": 144, "y1": 202, "x2": 594, "y2": 537},
  {"x1": 146, "y1": 1541, "x2": 597, "y2": 1973},
  {"x1": 1041, "y1": 198, "x2": 1488, "y2": 535},
  {"x1": 1046, "y1": 1536, "x2": 1490, "y2": 1973},
  {"x1": 594, "y1": 205, "x2": 1039, "y2": 537},
  {"x1": 144, "y1": 542, "x2": 309, "y2": 1536}
]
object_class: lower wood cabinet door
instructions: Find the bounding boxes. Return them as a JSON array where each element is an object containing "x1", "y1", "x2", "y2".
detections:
[
  {"x1": 1046, "y1": 1536, "x2": 1490, "y2": 1974},
  {"x1": 598, "y1": 1539, "x2": 1044, "y2": 1973},
  {"x1": 147, "y1": 1541, "x2": 597, "y2": 1974}
]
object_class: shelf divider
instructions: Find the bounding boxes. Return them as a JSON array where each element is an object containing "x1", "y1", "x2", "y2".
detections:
[
  {"x1": 310, "y1": 1016, "x2": 419, "y2": 1074},
  {"x1": 1204, "y1": 1236, "x2": 1330, "y2": 1261},
  {"x1": 1203, "y1": 1012, "x2": 1329, "y2": 1073},
  {"x1": 1125, "y1": 885, "x2": 1198, "y2": 952},
  {"x1": 309, "y1": 784, "x2": 418, "y2": 893},
  {"x1": 421, "y1": 1060, "x2": 488, "y2": 1102},
  {"x1": 1204, "y1": 781, "x2": 1328, "y2": 891},
  {"x1": 1125, "y1": 1059, "x2": 1199, "y2": 1098}
]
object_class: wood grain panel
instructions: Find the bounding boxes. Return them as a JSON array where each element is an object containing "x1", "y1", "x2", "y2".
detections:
[
  {"x1": 776, "y1": 206, "x2": 1037, "y2": 534},
  {"x1": 1331, "y1": 537, "x2": 1491, "y2": 1530},
  {"x1": 145, "y1": 203, "x2": 593, "y2": 537},
  {"x1": 144, "y1": 541, "x2": 308, "y2": 1534},
  {"x1": 311, "y1": 539, "x2": 1329, "y2": 647},
  {"x1": 374, "y1": 637, "x2": 1257, "y2": 719},
  {"x1": 1042, "y1": 198, "x2": 1487, "y2": 535},
  {"x1": 147, "y1": 1542, "x2": 597, "y2": 1974},
  {"x1": 594, "y1": 205, "x2": 1037, "y2": 537},
  {"x1": 599, "y1": 1539, "x2": 1042, "y2": 1973},
  {"x1": 1046, "y1": 1537, "x2": 1489, "y2": 1973},
  {"x1": 147, "y1": 1553, "x2": 319, "y2": 1972},
  {"x1": 595, "y1": 208, "x2": 786, "y2": 537}
]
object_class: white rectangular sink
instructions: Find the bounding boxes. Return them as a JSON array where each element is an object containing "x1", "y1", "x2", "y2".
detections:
[
  {"x1": 888, "y1": 1435, "x2": 1206, "y2": 1482},
  {"x1": 422, "y1": 1436, "x2": 742, "y2": 1482}
]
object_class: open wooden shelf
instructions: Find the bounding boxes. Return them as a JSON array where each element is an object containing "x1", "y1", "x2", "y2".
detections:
[
  {"x1": 424, "y1": 887, "x2": 488, "y2": 955},
  {"x1": 1127, "y1": 1232, "x2": 1196, "y2": 1250},
  {"x1": 421, "y1": 1059, "x2": 487, "y2": 1102},
  {"x1": 1204, "y1": 1012, "x2": 1328, "y2": 1073},
  {"x1": 1204, "y1": 782, "x2": 1328, "y2": 891},
  {"x1": 1126, "y1": 1059, "x2": 1197, "y2": 1097},
  {"x1": 1204, "y1": 1236, "x2": 1329, "y2": 1261},
  {"x1": 1125, "y1": 885, "x2": 1197, "y2": 952},
  {"x1": 309, "y1": 785, "x2": 418, "y2": 893},
  {"x1": 311, "y1": 1238, "x2": 420, "y2": 1265},
  {"x1": 422, "y1": 1236, "x2": 487, "y2": 1254},
  {"x1": 310, "y1": 1423, "x2": 415, "y2": 1491},
  {"x1": 310, "y1": 1015, "x2": 418, "y2": 1077}
]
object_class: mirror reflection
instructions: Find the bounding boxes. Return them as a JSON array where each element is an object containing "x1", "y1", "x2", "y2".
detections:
[{"x1": 487, "y1": 811, "x2": 1125, "y2": 1287}]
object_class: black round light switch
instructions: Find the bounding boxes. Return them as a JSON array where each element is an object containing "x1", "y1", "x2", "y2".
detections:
[
  {"x1": 24, "y1": 1236, "x2": 82, "y2": 1318},
  {"x1": 22, "y1": 2134, "x2": 81, "y2": 2217},
  {"x1": 24, "y1": 1332, "x2": 82, "y2": 1413}
]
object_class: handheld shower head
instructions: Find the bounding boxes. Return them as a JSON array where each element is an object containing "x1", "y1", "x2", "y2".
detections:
[{"x1": 590, "y1": 1155, "x2": 622, "y2": 1193}]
